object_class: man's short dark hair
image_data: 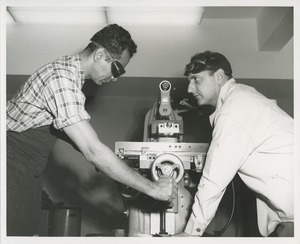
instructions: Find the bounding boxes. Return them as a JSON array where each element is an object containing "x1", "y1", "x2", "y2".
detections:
[
  {"x1": 184, "y1": 51, "x2": 232, "y2": 78},
  {"x1": 89, "y1": 24, "x2": 137, "y2": 58}
]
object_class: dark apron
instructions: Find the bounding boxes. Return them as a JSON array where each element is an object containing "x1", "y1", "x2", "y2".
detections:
[{"x1": 7, "y1": 125, "x2": 57, "y2": 236}]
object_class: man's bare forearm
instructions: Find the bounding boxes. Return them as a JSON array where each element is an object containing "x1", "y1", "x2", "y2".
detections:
[
  {"x1": 63, "y1": 120, "x2": 175, "y2": 201},
  {"x1": 87, "y1": 141, "x2": 157, "y2": 197}
]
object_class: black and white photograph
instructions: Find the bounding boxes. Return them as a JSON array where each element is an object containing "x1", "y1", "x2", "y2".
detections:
[{"x1": 0, "y1": 0, "x2": 299, "y2": 244}]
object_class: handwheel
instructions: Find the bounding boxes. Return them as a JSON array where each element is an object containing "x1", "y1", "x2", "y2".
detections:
[{"x1": 151, "y1": 153, "x2": 185, "y2": 183}]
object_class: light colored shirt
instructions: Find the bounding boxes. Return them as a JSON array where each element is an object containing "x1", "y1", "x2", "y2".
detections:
[
  {"x1": 185, "y1": 78, "x2": 294, "y2": 236},
  {"x1": 7, "y1": 54, "x2": 90, "y2": 132}
]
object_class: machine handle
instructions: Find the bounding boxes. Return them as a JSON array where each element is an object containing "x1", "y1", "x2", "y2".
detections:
[{"x1": 151, "y1": 153, "x2": 185, "y2": 183}]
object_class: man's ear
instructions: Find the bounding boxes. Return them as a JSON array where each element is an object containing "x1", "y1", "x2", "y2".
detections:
[
  {"x1": 93, "y1": 48, "x2": 104, "y2": 62},
  {"x1": 215, "y1": 69, "x2": 226, "y2": 85}
]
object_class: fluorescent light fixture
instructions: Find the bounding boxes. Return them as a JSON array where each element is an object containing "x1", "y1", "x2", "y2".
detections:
[
  {"x1": 7, "y1": 6, "x2": 204, "y2": 26},
  {"x1": 107, "y1": 6, "x2": 204, "y2": 26},
  {"x1": 7, "y1": 7, "x2": 107, "y2": 25},
  {"x1": 6, "y1": 9, "x2": 16, "y2": 23}
]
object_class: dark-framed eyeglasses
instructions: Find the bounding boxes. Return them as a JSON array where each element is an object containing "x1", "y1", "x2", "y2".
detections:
[{"x1": 104, "y1": 49, "x2": 126, "y2": 79}]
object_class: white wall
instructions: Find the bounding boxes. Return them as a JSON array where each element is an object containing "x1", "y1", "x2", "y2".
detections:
[{"x1": 6, "y1": 18, "x2": 293, "y2": 79}]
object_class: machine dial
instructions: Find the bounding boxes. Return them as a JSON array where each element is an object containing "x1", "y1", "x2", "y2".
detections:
[
  {"x1": 160, "y1": 80, "x2": 171, "y2": 91},
  {"x1": 151, "y1": 153, "x2": 185, "y2": 183}
]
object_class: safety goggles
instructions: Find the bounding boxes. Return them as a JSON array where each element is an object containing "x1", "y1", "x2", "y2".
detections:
[
  {"x1": 184, "y1": 61, "x2": 232, "y2": 77},
  {"x1": 91, "y1": 41, "x2": 126, "y2": 79},
  {"x1": 103, "y1": 49, "x2": 126, "y2": 79}
]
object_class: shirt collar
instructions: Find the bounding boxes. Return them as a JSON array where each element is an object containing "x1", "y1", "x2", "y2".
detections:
[
  {"x1": 209, "y1": 78, "x2": 236, "y2": 126},
  {"x1": 74, "y1": 54, "x2": 85, "y2": 87}
]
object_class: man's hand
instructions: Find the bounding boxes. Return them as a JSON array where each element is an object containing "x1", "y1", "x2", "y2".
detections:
[{"x1": 150, "y1": 177, "x2": 178, "y2": 202}]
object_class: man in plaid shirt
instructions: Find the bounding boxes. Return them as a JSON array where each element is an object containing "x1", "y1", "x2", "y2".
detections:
[{"x1": 7, "y1": 24, "x2": 177, "y2": 236}]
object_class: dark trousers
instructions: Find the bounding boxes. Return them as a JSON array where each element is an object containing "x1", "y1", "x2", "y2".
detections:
[
  {"x1": 7, "y1": 126, "x2": 57, "y2": 236},
  {"x1": 269, "y1": 222, "x2": 294, "y2": 237}
]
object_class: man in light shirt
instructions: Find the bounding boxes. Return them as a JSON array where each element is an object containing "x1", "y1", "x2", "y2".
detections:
[{"x1": 182, "y1": 51, "x2": 293, "y2": 237}]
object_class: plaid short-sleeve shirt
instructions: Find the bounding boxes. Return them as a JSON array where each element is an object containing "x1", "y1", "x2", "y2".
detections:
[{"x1": 7, "y1": 54, "x2": 91, "y2": 132}]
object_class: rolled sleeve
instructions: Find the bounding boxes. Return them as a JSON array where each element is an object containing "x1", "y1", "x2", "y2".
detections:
[
  {"x1": 44, "y1": 77, "x2": 91, "y2": 130},
  {"x1": 52, "y1": 110, "x2": 90, "y2": 129}
]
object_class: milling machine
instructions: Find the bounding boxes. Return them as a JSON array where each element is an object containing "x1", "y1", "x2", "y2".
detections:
[{"x1": 115, "y1": 80, "x2": 209, "y2": 236}]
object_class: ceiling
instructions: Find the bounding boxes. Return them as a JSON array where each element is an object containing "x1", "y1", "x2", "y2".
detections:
[
  {"x1": 202, "y1": 7, "x2": 263, "y2": 19},
  {"x1": 5, "y1": 5, "x2": 294, "y2": 79},
  {"x1": 6, "y1": 6, "x2": 264, "y2": 25}
]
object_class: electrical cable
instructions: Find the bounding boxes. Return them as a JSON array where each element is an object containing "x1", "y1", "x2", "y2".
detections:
[{"x1": 204, "y1": 180, "x2": 236, "y2": 237}]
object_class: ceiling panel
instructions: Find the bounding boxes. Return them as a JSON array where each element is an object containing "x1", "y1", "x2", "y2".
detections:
[
  {"x1": 203, "y1": 7, "x2": 263, "y2": 19},
  {"x1": 6, "y1": 6, "x2": 263, "y2": 26}
]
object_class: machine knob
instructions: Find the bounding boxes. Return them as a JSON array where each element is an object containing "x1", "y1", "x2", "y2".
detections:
[
  {"x1": 160, "y1": 80, "x2": 171, "y2": 91},
  {"x1": 161, "y1": 164, "x2": 173, "y2": 176},
  {"x1": 151, "y1": 153, "x2": 185, "y2": 183}
]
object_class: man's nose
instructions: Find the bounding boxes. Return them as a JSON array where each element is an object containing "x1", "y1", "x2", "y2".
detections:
[{"x1": 187, "y1": 81, "x2": 194, "y2": 93}]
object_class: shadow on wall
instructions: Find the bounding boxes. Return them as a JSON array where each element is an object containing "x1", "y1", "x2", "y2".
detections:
[
  {"x1": 124, "y1": 102, "x2": 149, "y2": 142},
  {"x1": 43, "y1": 150, "x2": 127, "y2": 235}
]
